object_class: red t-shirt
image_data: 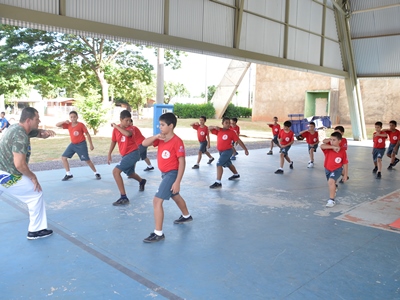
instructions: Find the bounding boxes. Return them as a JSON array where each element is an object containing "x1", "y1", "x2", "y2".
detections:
[
  {"x1": 154, "y1": 135, "x2": 185, "y2": 173},
  {"x1": 279, "y1": 129, "x2": 294, "y2": 146},
  {"x1": 302, "y1": 131, "x2": 319, "y2": 145},
  {"x1": 211, "y1": 128, "x2": 239, "y2": 151},
  {"x1": 326, "y1": 137, "x2": 348, "y2": 150},
  {"x1": 62, "y1": 122, "x2": 88, "y2": 144},
  {"x1": 132, "y1": 126, "x2": 145, "y2": 145},
  {"x1": 230, "y1": 125, "x2": 240, "y2": 136},
  {"x1": 384, "y1": 129, "x2": 400, "y2": 145},
  {"x1": 192, "y1": 124, "x2": 208, "y2": 142},
  {"x1": 112, "y1": 125, "x2": 138, "y2": 156},
  {"x1": 373, "y1": 132, "x2": 387, "y2": 149},
  {"x1": 323, "y1": 148, "x2": 348, "y2": 172},
  {"x1": 269, "y1": 124, "x2": 281, "y2": 136}
]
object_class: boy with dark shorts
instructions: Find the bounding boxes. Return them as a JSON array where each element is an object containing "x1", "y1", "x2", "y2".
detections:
[
  {"x1": 323, "y1": 125, "x2": 348, "y2": 182},
  {"x1": 190, "y1": 116, "x2": 214, "y2": 169},
  {"x1": 128, "y1": 119, "x2": 154, "y2": 171},
  {"x1": 275, "y1": 120, "x2": 294, "y2": 174},
  {"x1": 209, "y1": 117, "x2": 249, "y2": 188},
  {"x1": 299, "y1": 121, "x2": 319, "y2": 168},
  {"x1": 372, "y1": 122, "x2": 388, "y2": 179},
  {"x1": 56, "y1": 111, "x2": 101, "y2": 181},
  {"x1": 142, "y1": 112, "x2": 192, "y2": 243},
  {"x1": 383, "y1": 120, "x2": 400, "y2": 170},
  {"x1": 107, "y1": 110, "x2": 146, "y2": 206},
  {"x1": 230, "y1": 117, "x2": 240, "y2": 160},
  {"x1": 267, "y1": 116, "x2": 281, "y2": 155},
  {"x1": 321, "y1": 132, "x2": 348, "y2": 207}
]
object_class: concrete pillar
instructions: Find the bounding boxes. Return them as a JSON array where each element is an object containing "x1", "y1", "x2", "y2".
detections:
[{"x1": 156, "y1": 48, "x2": 164, "y2": 105}]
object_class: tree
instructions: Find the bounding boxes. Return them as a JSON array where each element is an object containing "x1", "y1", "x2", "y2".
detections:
[
  {"x1": 164, "y1": 81, "x2": 190, "y2": 104},
  {"x1": 200, "y1": 85, "x2": 217, "y2": 102}
]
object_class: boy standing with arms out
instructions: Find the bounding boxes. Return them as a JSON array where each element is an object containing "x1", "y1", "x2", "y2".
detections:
[
  {"x1": 230, "y1": 117, "x2": 240, "y2": 160},
  {"x1": 209, "y1": 117, "x2": 249, "y2": 188},
  {"x1": 56, "y1": 111, "x2": 101, "y2": 181},
  {"x1": 107, "y1": 110, "x2": 146, "y2": 206},
  {"x1": 267, "y1": 116, "x2": 281, "y2": 155},
  {"x1": 190, "y1": 116, "x2": 214, "y2": 169},
  {"x1": 372, "y1": 122, "x2": 388, "y2": 179},
  {"x1": 383, "y1": 120, "x2": 400, "y2": 170},
  {"x1": 128, "y1": 119, "x2": 154, "y2": 171},
  {"x1": 274, "y1": 121, "x2": 294, "y2": 174},
  {"x1": 142, "y1": 113, "x2": 192, "y2": 243},
  {"x1": 321, "y1": 132, "x2": 348, "y2": 207},
  {"x1": 299, "y1": 121, "x2": 319, "y2": 168},
  {"x1": 323, "y1": 125, "x2": 348, "y2": 182}
]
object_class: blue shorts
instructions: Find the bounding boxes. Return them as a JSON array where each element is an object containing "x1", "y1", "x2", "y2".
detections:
[
  {"x1": 116, "y1": 149, "x2": 140, "y2": 176},
  {"x1": 62, "y1": 140, "x2": 90, "y2": 161},
  {"x1": 272, "y1": 134, "x2": 280, "y2": 145},
  {"x1": 281, "y1": 145, "x2": 291, "y2": 157},
  {"x1": 217, "y1": 149, "x2": 233, "y2": 168},
  {"x1": 373, "y1": 148, "x2": 386, "y2": 162},
  {"x1": 387, "y1": 143, "x2": 398, "y2": 156},
  {"x1": 308, "y1": 144, "x2": 318, "y2": 152},
  {"x1": 139, "y1": 144, "x2": 148, "y2": 160},
  {"x1": 199, "y1": 141, "x2": 207, "y2": 153},
  {"x1": 325, "y1": 167, "x2": 343, "y2": 181},
  {"x1": 155, "y1": 170, "x2": 179, "y2": 200}
]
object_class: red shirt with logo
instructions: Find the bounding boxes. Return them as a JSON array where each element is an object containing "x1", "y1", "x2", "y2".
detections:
[
  {"x1": 132, "y1": 126, "x2": 145, "y2": 145},
  {"x1": 211, "y1": 128, "x2": 239, "y2": 151},
  {"x1": 302, "y1": 131, "x2": 319, "y2": 145},
  {"x1": 112, "y1": 125, "x2": 138, "y2": 156},
  {"x1": 279, "y1": 129, "x2": 294, "y2": 146},
  {"x1": 323, "y1": 148, "x2": 348, "y2": 172},
  {"x1": 373, "y1": 132, "x2": 387, "y2": 149},
  {"x1": 192, "y1": 124, "x2": 209, "y2": 142},
  {"x1": 269, "y1": 124, "x2": 281, "y2": 136},
  {"x1": 326, "y1": 137, "x2": 348, "y2": 150},
  {"x1": 154, "y1": 135, "x2": 185, "y2": 173},
  {"x1": 230, "y1": 125, "x2": 240, "y2": 136},
  {"x1": 62, "y1": 122, "x2": 88, "y2": 144},
  {"x1": 384, "y1": 129, "x2": 400, "y2": 145}
]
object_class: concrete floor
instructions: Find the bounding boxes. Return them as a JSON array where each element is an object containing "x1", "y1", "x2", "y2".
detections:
[{"x1": 1, "y1": 142, "x2": 400, "y2": 299}]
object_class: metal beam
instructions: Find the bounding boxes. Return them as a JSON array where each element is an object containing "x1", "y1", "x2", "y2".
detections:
[
  {"x1": 233, "y1": 0, "x2": 244, "y2": 49},
  {"x1": 283, "y1": 0, "x2": 290, "y2": 59},
  {"x1": 320, "y1": 0, "x2": 326, "y2": 66},
  {"x1": 351, "y1": 32, "x2": 400, "y2": 40},
  {"x1": 163, "y1": 0, "x2": 169, "y2": 35},
  {"x1": 59, "y1": 0, "x2": 66, "y2": 16},
  {"x1": 352, "y1": 3, "x2": 400, "y2": 14}
]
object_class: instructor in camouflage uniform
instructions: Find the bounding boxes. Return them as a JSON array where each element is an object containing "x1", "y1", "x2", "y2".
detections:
[{"x1": 0, "y1": 107, "x2": 55, "y2": 239}]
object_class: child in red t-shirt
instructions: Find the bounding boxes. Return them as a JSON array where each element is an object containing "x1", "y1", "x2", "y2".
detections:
[
  {"x1": 299, "y1": 121, "x2": 319, "y2": 168},
  {"x1": 190, "y1": 116, "x2": 214, "y2": 169},
  {"x1": 274, "y1": 120, "x2": 294, "y2": 174},
  {"x1": 267, "y1": 116, "x2": 281, "y2": 155},
  {"x1": 56, "y1": 111, "x2": 101, "y2": 181},
  {"x1": 372, "y1": 121, "x2": 388, "y2": 179},
  {"x1": 323, "y1": 125, "x2": 348, "y2": 183},
  {"x1": 142, "y1": 112, "x2": 192, "y2": 243},
  {"x1": 229, "y1": 117, "x2": 240, "y2": 160},
  {"x1": 321, "y1": 132, "x2": 348, "y2": 207},
  {"x1": 382, "y1": 120, "x2": 400, "y2": 169},
  {"x1": 208, "y1": 117, "x2": 249, "y2": 188},
  {"x1": 107, "y1": 110, "x2": 146, "y2": 206}
]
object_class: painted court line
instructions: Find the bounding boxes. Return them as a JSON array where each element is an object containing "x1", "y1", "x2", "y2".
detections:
[{"x1": 3, "y1": 197, "x2": 184, "y2": 300}]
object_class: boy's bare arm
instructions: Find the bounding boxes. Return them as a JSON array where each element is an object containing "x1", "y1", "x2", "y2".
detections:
[
  {"x1": 342, "y1": 164, "x2": 348, "y2": 182},
  {"x1": 171, "y1": 156, "x2": 185, "y2": 194},
  {"x1": 56, "y1": 120, "x2": 69, "y2": 127},
  {"x1": 142, "y1": 134, "x2": 161, "y2": 147},
  {"x1": 320, "y1": 143, "x2": 340, "y2": 152},
  {"x1": 206, "y1": 132, "x2": 211, "y2": 147},
  {"x1": 208, "y1": 126, "x2": 219, "y2": 131},
  {"x1": 237, "y1": 138, "x2": 249, "y2": 155},
  {"x1": 85, "y1": 132, "x2": 94, "y2": 150},
  {"x1": 107, "y1": 141, "x2": 117, "y2": 164},
  {"x1": 111, "y1": 123, "x2": 132, "y2": 137}
]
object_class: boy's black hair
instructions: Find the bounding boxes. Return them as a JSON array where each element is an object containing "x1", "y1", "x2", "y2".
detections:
[
  {"x1": 334, "y1": 125, "x2": 345, "y2": 133},
  {"x1": 120, "y1": 110, "x2": 131, "y2": 119},
  {"x1": 231, "y1": 117, "x2": 238, "y2": 123},
  {"x1": 273, "y1": 116, "x2": 278, "y2": 120},
  {"x1": 331, "y1": 131, "x2": 342, "y2": 140},
  {"x1": 375, "y1": 121, "x2": 383, "y2": 127},
  {"x1": 389, "y1": 120, "x2": 397, "y2": 127},
  {"x1": 309, "y1": 121, "x2": 316, "y2": 126},
  {"x1": 160, "y1": 112, "x2": 177, "y2": 128},
  {"x1": 222, "y1": 117, "x2": 230, "y2": 123},
  {"x1": 200, "y1": 115, "x2": 207, "y2": 121},
  {"x1": 0, "y1": 112, "x2": 5, "y2": 115},
  {"x1": 69, "y1": 110, "x2": 78, "y2": 116},
  {"x1": 283, "y1": 120, "x2": 292, "y2": 127}
]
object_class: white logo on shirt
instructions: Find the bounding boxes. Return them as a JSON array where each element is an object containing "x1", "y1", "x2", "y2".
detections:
[
  {"x1": 73, "y1": 131, "x2": 79, "y2": 136},
  {"x1": 378, "y1": 138, "x2": 382, "y2": 143},
  {"x1": 200, "y1": 131, "x2": 205, "y2": 136},
  {"x1": 313, "y1": 138, "x2": 317, "y2": 142},
  {"x1": 222, "y1": 134, "x2": 228, "y2": 140},
  {"x1": 274, "y1": 128, "x2": 278, "y2": 132},
  {"x1": 162, "y1": 150, "x2": 170, "y2": 159},
  {"x1": 394, "y1": 136, "x2": 398, "y2": 141},
  {"x1": 335, "y1": 157, "x2": 342, "y2": 163},
  {"x1": 121, "y1": 136, "x2": 126, "y2": 142},
  {"x1": 285, "y1": 137, "x2": 289, "y2": 142}
]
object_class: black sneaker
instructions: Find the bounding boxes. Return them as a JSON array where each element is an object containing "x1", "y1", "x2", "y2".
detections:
[
  {"x1": 339, "y1": 176, "x2": 349, "y2": 183},
  {"x1": 62, "y1": 174, "x2": 73, "y2": 181},
  {"x1": 274, "y1": 169, "x2": 284, "y2": 174},
  {"x1": 113, "y1": 197, "x2": 129, "y2": 206},
  {"x1": 143, "y1": 232, "x2": 165, "y2": 243},
  {"x1": 388, "y1": 164, "x2": 393, "y2": 170},
  {"x1": 139, "y1": 179, "x2": 147, "y2": 192},
  {"x1": 207, "y1": 157, "x2": 215, "y2": 164},
  {"x1": 174, "y1": 215, "x2": 193, "y2": 224},
  {"x1": 95, "y1": 173, "x2": 101, "y2": 180},
  {"x1": 143, "y1": 166, "x2": 154, "y2": 171},
  {"x1": 228, "y1": 174, "x2": 240, "y2": 180},
  {"x1": 267, "y1": 151, "x2": 273, "y2": 155},
  {"x1": 210, "y1": 182, "x2": 222, "y2": 189},
  {"x1": 372, "y1": 166, "x2": 378, "y2": 173},
  {"x1": 27, "y1": 229, "x2": 53, "y2": 240},
  {"x1": 289, "y1": 161, "x2": 294, "y2": 169},
  {"x1": 394, "y1": 158, "x2": 400, "y2": 166},
  {"x1": 376, "y1": 172, "x2": 382, "y2": 179},
  {"x1": 192, "y1": 164, "x2": 199, "y2": 169}
]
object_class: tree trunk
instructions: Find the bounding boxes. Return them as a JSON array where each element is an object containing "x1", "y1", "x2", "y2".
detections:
[{"x1": 96, "y1": 69, "x2": 109, "y2": 104}]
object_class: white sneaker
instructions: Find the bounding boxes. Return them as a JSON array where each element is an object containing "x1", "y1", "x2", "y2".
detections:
[
  {"x1": 307, "y1": 162, "x2": 314, "y2": 168},
  {"x1": 326, "y1": 199, "x2": 336, "y2": 207}
]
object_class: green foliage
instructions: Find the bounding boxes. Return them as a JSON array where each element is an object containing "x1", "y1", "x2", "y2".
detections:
[
  {"x1": 174, "y1": 103, "x2": 215, "y2": 119},
  {"x1": 223, "y1": 103, "x2": 252, "y2": 118},
  {"x1": 74, "y1": 90, "x2": 108, "y2": 135},
  {"x1": 164, "y1": 81, "x2": 190, "y2": 104},
  {"x1": 200, "y1": 85, "x2": 217, "y2": 102}
]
